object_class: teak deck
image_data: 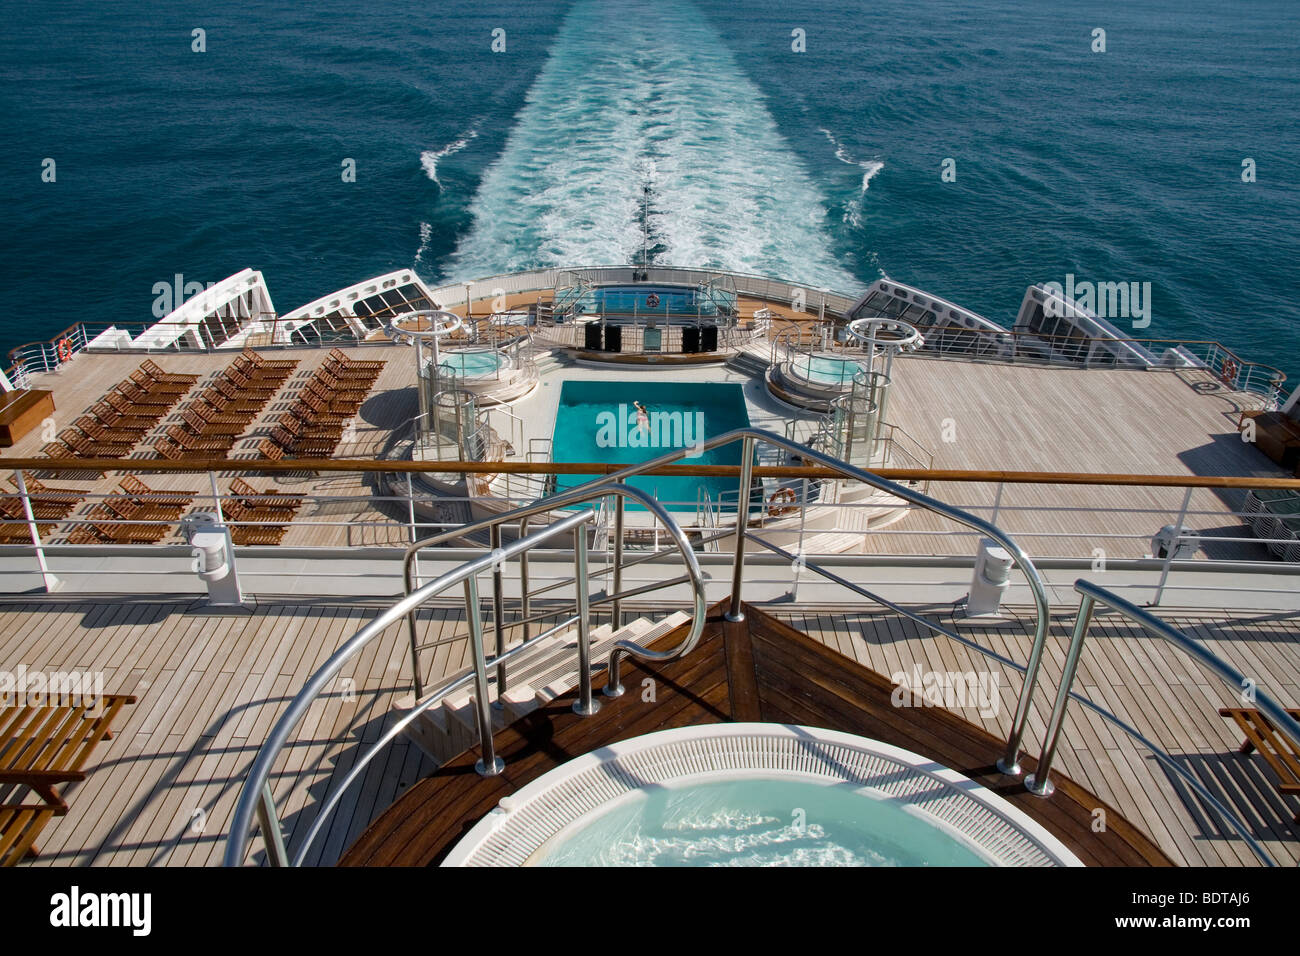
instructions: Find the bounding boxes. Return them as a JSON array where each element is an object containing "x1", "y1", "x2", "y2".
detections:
[
  {"x1": 340, "y1": 604, "x2": 1171, "y2": 866},
  {"x1": 1, "y1": 595, "x2": 1296, "y2": 867}
]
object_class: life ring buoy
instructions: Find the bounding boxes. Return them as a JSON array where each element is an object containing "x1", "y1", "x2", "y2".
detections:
[
  {"x1": 645, "y1": 293, "x2": 660, "y2": 309},
  {"x1": 1220, "y1": 358, "x2": 1239, "y2": 386},
  {"x1": 57, "y1": 338, "x2": 72, "y2": 363},
  {"x1": 767, "y1": 486, "x2": 799, "y2": 518}
]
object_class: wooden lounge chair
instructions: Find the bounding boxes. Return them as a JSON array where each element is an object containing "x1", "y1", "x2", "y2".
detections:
[
  {"x1": 58, "y1": 428, "x2": 133, "y2": 459},
  {"x1": 241, "y1": 348, "x2": 298, "y2": 373},
  {"x1": 328, "y1": 348, "x2": 384, "y2": 372},
  {"x1": 1220, "y1": 707, "x2": 1300, "y2": 821},
  {"x1": 181, "y1": 408, "x2": 245, "y2": 437},
  {"x1": 228, "y1": 477, "x2": 304, "y2": 511},
  {"x1": 140, "y1": 359, "x2": 199, "y2": 386},
  {"x1": 191, "y1": 400, "x2": 248, "y2": 427},
  {"x1": 129, "y1": 369, "x2": 190, "y2": 396},
  {"x1": 116, "y1": 381, "x2": 175, "y2": 408},
  {"x1": 228, "y1": 524, "x2": 290, "y2": 546},
  {"x1": 117, "y1": 476, "x2": 198, "y2": 508},
  {"x1": 0, "y1": 694, "x2": 134, "y2": 865},
  {"x1": 165, "y1": 425, "x2": 235, "y2": 455},
  {"x1": 255, "y1": 438, "x2": 287, "y2": 461},
  {"x1": 103, "y1": 391, "x2": 165, "y2": 422},
  {"x1": 73, "y1": 417, "x2": 141, "y2": 448},
  {"x1": 221, "y1": 367, "x2": 278, "y2": 396},
  {"x1": 87, "y1": 400, "x2": 152, "y2": 432},
  {"x1": 202, "y1": 383, "x2": 265, "y2": 415}
]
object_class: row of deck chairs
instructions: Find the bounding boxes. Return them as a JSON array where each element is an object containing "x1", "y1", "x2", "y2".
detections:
[
  {"x1": 154, "y1": 350, "x2": 298, "y2": 460},
  {"x1": 224, "y1": 477, "x2": 306, "y2": 546},
  {"x1": 41, "y1": 360, "x2": 199, "y2": 462},
  {"x1": 257, "y1": 349, "x2": 383, "y2": 459},
  {"x1": 0, "y1": 476, "x2": 90, "y2": 543},
  {"x1": 65, "y1": 477, "x2": 197, "y2": 545}
]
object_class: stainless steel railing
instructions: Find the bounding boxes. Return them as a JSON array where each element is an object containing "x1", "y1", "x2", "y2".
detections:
[
  {"x1": 1028, "y1": 580, "x2": 1300, "y2": 803},
  {"x1": 223, "y1": 506, "x2": 599, "y2": 867},
  {"x1": 224, "y1": 428, "x2": 1049, "y2": 865}
]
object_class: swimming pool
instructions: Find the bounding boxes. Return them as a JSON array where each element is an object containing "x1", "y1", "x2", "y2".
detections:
[
  {"x1": 571, "y1": 285, "x2": 733, "y2": 317},
  {"x1": 435, "y1": 350, "x2": 508, "y2": 378},
  {"x1": 551, "y1": 380, "x2": 752, "y2": 511},
  {"x1": 443, "y1": 725, "x2": 1084, "y2": 867},
  {"x1": 790, "y1": 354, "x2": 864, "y2": 386}
]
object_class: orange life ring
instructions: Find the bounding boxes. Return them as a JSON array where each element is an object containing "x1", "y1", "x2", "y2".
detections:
[
  {"x1": 57, "y1": 338, "x2": 72, "y2": 362},
  {"x1": 645, "y1": 293, "x2": 660, "y2": 309},
  {"x1": 1220, "y1": 358, "x2": 1239, "y2": 385},
  {"x1": 767, "y1": 486, "x2": 799, "y2": 517}
]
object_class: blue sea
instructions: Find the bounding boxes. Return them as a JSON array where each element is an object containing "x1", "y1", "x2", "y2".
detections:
[{"x1": 2, "y1": 0, "x2": 1298, "y2": 380}]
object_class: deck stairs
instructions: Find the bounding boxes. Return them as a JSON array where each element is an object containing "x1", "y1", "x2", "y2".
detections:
[{"x1": 402, "y1": 611, "x2": 691, "y2": 764}]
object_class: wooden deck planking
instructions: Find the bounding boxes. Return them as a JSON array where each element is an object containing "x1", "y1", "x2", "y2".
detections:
[
  {"x1": 0, "y1": 593, "x2": 1294, "y2": 865},
  {"x1": 1, "y1": 335, "x2": 1290, "y2": 562}
]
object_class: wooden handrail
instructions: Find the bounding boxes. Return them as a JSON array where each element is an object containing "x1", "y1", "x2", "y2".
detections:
[{"x1": 3, "y1": 456, "x2": 1300, "y2": 489}]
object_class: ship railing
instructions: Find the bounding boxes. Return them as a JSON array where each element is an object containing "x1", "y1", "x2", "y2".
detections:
[
  {"x1": 223, "y1": 506, "x2": 611, "y2": 866},
  {"x1": 1024, "y1": 578, "x2": 1300, "y2": 865},
  {"x1": 6, "y1": 458, "x2": 1300, "y2": 605},
  {"x1": 909, "y1": 328, "x2": 1287, "y2": 408},
  {"x1": 221, "y1": 428, "x2": 1050, "y2": 866},
  {"x1": 747, "y1": 531, "x2": 1292, "y2": 866}
]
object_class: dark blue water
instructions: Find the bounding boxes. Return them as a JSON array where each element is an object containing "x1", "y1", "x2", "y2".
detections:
[{"x1": 3, "y1": 0, "x2": 1297, "y2": 381}]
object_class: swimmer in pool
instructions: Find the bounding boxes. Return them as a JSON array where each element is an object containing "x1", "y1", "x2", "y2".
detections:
[{"x1": 634, "y1": 401, "x2": 650, "y2": 434}]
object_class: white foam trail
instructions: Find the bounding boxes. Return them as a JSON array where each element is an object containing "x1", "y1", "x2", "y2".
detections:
[
  {"x1": 413, "y1": 221, "x2": 433, "y2": 266},
  {"x1": 447, "y1": 0, "x2": 859, "y2": 292},
  {"x1": 820, "y1": 128, "x2": 883, "y2": 228},
  {"x1": 420, "y1": 129, "x2": 478, "y2": 189}
]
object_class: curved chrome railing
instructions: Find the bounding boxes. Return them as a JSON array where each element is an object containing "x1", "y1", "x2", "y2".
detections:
[
  {"x1": 228, "y1": 428, "x2": 1051, "y2": 866},
  {"x1": 402, "y1": 482, "x2": 708, "y2": 700},
  {"x1": 224, "y1": 507, "x2": 600, "y2": 867},
  {"x1": 402, "y1": 427, "x2": 1053, "y2": 775}
]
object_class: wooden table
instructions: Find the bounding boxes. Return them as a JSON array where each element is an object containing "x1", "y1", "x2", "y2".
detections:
[{"x1": 0, "y1": 390, "x2": 55, "y2": 447}]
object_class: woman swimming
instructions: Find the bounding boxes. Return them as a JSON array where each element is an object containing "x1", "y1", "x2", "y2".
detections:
[{"x1": 633, "y1": 401, "x2": 650, "y2": 434}]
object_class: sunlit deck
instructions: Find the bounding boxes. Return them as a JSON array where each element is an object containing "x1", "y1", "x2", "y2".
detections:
[
  {"x1": 4, "y1": 595, "x2": 1295, "y2": 867},
  {"x1": 2, "y1": 327, "x2": 1287, "y2": 560}
]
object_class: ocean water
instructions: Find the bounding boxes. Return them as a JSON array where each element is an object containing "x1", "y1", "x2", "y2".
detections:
[{"x1": 2, "y1": 0, "x2": 1297, "y2": 379}]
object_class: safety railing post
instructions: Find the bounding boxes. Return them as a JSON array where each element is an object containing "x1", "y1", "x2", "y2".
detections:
[
  {"x1": 14, "y1": 470, "x2": 57, "y2": 592},
  {"x1": 1151, "y1": 487, "x2": 1193, "y2": 607},
  {"x1": 464, "y1": 574, "x2": 503, "y2": 776},
  {"x1": 255, "y1": 782, "x2": 289, "y2": 867},
  {"x1": 725, "y1": 436, "x2": 756, "y2": 621},
  {"x1": 611, "y1": 495, "x2": 625, "y2": 629},
  {"x1": 572, "y1": 525, "x2": 599, "y2": 716},
  {"x1": 1025, "y1": 592, "x2": 1095, "y2": 796},
  {"x1": 490, "y1": 523, "x2": 507, "y2": 704}
]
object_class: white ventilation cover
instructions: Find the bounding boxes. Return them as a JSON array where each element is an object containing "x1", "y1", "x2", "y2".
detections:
[{"x1": 443, "y1": 724, "x2": 1083, "y2": 867}]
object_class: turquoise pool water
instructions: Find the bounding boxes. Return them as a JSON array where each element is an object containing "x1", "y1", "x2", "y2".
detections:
[
  {"x1": 436, "y1": 350, "x2": 505, "y2": 377},
  {"x1": 566, "y1": 285, "x2": 735, "y2": 317},
  {"x1": 552, "y1": 380, "x2": 752, "y2": 511},
  {"x1": 792, "y1": 355, "x2": 864, "y2": 385},
  {"x1": 534, "y1": 776, "x2": 991, "y2": 867}
]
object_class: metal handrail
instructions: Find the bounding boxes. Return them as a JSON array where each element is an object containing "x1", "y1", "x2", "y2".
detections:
[
  {"x1": 752, "y1": 537, "x2": 1282, "y2": 864},
  {"x1": 398, "y1": 427, "x2": 1051, "y2": 773},
  {"x1": 1029, "y1": 580, "x2": 1300, "y2": 801},
  {"x1": 402, "y1": 481, "x2": 708, "y2": 699},
  {"x1": 223, "y1": 506, "x2": 597, "y2": 868}
]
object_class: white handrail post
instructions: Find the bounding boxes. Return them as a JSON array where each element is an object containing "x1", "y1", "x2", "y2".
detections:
[
  {"x1": 1150, "y1": 487, "x2": 1193, "y2": 607},
  {"x1": 14, "y1": 470, "x2": 58, "y2": 592},
  {"x1": 725, "y1": 436, "x2": 756, "y2": 622}
]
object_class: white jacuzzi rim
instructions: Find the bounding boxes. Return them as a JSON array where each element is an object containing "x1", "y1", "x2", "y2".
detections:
[{"x1": 441, "y1": 723, "x2": 1085, "y2": 867}]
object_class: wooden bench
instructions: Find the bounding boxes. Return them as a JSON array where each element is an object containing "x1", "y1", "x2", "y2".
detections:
[
  {"x1": 1219, "y1": 706, "x2": 1300, "y2": 822},
  {"x1": 0, "y1": 694, "x2": 134, "y2": 866}
]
